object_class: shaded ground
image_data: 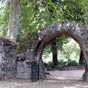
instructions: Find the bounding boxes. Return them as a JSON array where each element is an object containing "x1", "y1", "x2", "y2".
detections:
[{"x1": 0, "y1": 68, "x2": 88, "y2": 88}]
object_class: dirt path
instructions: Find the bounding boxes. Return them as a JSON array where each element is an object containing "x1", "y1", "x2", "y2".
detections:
[
  {"x1": 0, "y1": 69, "x2": 88, "y2": 88},
  {"x1": 46, "y1": 69, "x2": 85, "y2": 80}
]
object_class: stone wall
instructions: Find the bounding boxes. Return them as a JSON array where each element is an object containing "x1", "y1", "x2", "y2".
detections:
[
  {"x1": 16, "y1": 61, "x2": 31, "y2": 79},
  {"x1": 0, "y1": 38, "x2": 16, "y2": 79},
  {"x1": 0, "y1": 37, "x2": 37, "y2": 80},
  {"x1": 16, "y1": 49, "x2": 36, "y2": 79},
  {"x1": 0, "y1": 21, "x2": 88, "y2": 81}
]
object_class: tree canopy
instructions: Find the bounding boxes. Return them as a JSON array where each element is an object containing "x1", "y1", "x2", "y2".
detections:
[{"x1": 0, "y1": 0, "x2": 88, "y2": 40}]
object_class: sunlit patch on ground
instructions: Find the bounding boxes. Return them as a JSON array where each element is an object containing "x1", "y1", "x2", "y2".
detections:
[{"x1": 46, "y1": 70, "x2": 84, "y2": 80}]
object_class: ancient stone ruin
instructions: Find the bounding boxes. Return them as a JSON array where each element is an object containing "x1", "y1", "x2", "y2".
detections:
[
  {"x1": 0, "y1": 37, "x2": 16, "y2": 79},
  {"x1": 0, "y1": 21, "x2": 88, "y2": 81}
]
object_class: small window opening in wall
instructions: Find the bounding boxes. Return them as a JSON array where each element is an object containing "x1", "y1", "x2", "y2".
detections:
[{"x1": 42, "y1": 35, "x2": 85, "y2": 81}]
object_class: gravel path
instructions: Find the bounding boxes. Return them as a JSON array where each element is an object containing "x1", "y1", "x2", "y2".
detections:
[{"x1": 0, "y1": 69, "x2": 88, "y2": 88}]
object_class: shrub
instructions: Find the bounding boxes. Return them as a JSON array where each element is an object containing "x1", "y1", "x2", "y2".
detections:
[{"x1": 68, "y1": 60, "x2": 78, "y2": 66}]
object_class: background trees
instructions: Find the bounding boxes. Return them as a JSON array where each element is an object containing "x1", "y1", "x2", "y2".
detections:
[{"x1": 42, "y1": 37, "x2": 80, "y2": 66}]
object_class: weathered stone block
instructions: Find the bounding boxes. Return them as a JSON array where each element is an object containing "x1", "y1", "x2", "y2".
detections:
[
  {"x1": 0, "y1": 38, "x2": 16, "y2": 79},
  {"x1": 16, "y1": 61, "x2": 31, "y2": 79}
]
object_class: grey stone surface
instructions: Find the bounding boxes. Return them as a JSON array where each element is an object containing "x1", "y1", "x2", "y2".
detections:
[
  {"x1": 37, "y1": 22, "x2": 87, "y2": 54},
  {"x1": 16, "y1": 48, "x2": 36, "y2": 79},
  {"x1": 0, "y1": 38, "x2": 33, "y2": 80},
  {"x1": 0, "y1": 38, "x2": 16, "y2": 79},
  {"x1": 16, "y1": 61, "x2": 31, "y2": 79},
  {"x1": 16, "y1": 48, "x2": 35, "y2": 62}
]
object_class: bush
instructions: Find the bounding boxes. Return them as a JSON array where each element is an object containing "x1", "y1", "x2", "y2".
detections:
[
  {"x1": 44, "y1": 59, "x2": 78, "y2": 70},
  {"x1": 47, "y1": 61, "x2": 53, "y2": 66},
  {"x1": 68, "y1": 60, "x2": 78, "y2": 66}
]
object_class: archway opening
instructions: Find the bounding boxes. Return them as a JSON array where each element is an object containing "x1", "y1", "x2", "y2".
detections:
[
  {"x1": 37, "y1": 32, "x2": 85, "y2": 81},
  {"x1": 42, "y1": 36, "x2": 84, "y2": 69}
]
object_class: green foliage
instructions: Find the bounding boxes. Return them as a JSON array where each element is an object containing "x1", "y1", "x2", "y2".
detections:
[
  {"x1": 0, "y1": 0, "x2": 86, "y2": 40},
  {"x1": 42, "y1": 35, "x2": 68, "y2": 64},
  {"x1": 0, "y1": 1, "x2": 9, "y2": 37},
  {"x1": 62, "y1": 38, "x2": 80, "y2": 61},
  {"x1": 68, "y1": 60, "x2": 78, "y2": 66},
  {"x1": 60, "y1": 0, "x2": 84, "y2": 23},
  {"x1": 44, "y1": 58, "x2": 78, "y2": 69},
  {"x1": 18, "y1": 0, "x2": 63, "y2": 40},
  {"x1": 18, "y1": 0, "x2": 85, "y2": 41},
  {"x1": 47, "y1": 61, "x2": 53, "y2": 66},
  {"x1": 17, "y1": 32, "x2": 38, "y2": 53},
  {"x1": 43, "y1": 38, "x2": 80, "y2": 66},
  {"x1": 0, "y1": 0, "x2": 87, "y2": 55},
  {"x1": 56, "y1": 60, "x2": 65, "y2": 69},
  {"x1": 80, "y1": 0, "x2": 88, "y2": 24}
]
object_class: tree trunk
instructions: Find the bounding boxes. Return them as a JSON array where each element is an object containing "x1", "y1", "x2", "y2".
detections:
[
  {"x1": 6, "y1": 0, "x2": 19, "y2": 43},
  {"x1": 79, "y1": 50, "x2": 84, "y2": 65},
  {"x1": 51, "y1": 38, "x2": 58, "y2": 66}
]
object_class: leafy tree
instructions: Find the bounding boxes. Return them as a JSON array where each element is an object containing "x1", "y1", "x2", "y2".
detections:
[
  {"x1": 0, "y1": 0, "x2": 9, "y2": 37},
  {"x1": 80, "y1": 0, "x2": 88, "y2": 24}
]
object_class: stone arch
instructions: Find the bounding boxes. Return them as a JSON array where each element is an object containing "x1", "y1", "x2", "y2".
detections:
[
  {"x1": 35, "y1": 22, "x2": 88, "y2": 81},
  {"x1": 16, "y1": 21, "x2": 88, "y2": 81},
  {"x1": 37, "y1": 31, "x2": 84, "y2": 60}
]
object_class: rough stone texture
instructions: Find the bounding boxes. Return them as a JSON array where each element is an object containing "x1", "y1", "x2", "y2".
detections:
[
  {"x1": 37, "y1": 22, "x2": 88, "y2": 56},
  {"x1": 1, "y1": 21, "x2": 88, "y2": 81},
  {"x1": 16, "y1": 48, "x2": 36, "y2": 62},
  {"x1": 0, "y1": 38, "x2": 16, "y2": 79},
  {"x1": 16, "y1": 48, "x2": 36, "y2": 79},
  {"x1": 16, "y1": 61, "x2": 31, "y2": 79},
  {"x1": 0, "y1": 38, "x2": 34, "y2": 80}
]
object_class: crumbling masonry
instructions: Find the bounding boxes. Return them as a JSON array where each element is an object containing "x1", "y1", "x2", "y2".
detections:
[{"x1": 0, "y1": 21, "x2": 88, "y2": 81}]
